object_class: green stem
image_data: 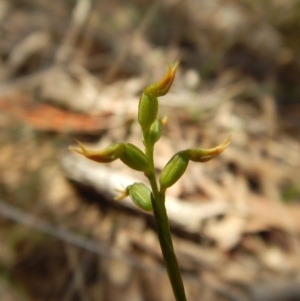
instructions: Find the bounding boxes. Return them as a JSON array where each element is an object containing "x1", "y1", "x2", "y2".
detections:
[{"x1": 144, "y1": 136, "x2": 187, "y2": 301}]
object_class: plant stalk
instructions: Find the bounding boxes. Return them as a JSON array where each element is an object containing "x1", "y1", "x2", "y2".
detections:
[{"x1": 144, "y1": 138, "x2": 187, "y2": 301}]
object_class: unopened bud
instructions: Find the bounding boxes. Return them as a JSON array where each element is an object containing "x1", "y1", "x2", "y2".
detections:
[
  {"x1": 120, "y1": 143, "x2": 150, "y2": 172},
  {"x1": 126, "y1": 183, "x2": 152, "y2": 212},
  {"x1": 159, "y1": 151, "x2": 189, "y2": 191},
  {"x1": 138, "y1": 94, "x2": 158, "y2": 131},
  {"x1": 148, "y1": 118, "x2": 163, "y2": 145}
]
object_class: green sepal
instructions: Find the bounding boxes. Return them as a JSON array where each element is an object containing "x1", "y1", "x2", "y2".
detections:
[
  {"x1": 138, "y1": 94, "x2": 158, "y2": 132},
  {"x1": 159, "y1": 151, "x2": 189, "y2": 191},
  {"x1": 120, "y1": 143, "x2": 150, "y2": 172},
  {"x1": 126, "y1": 183, "x2": 152, "y2": 212}
]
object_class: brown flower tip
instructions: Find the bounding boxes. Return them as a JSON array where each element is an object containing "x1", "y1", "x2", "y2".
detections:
[
  {"x1": 69, "y1": 141, "x2": 125, "y2": 163},
  {"x1": 185, "y1": 136, "x2": 231, "y2": 162},
  {"x1": 143, "y1": 59, "x2": 179, "y2": 97}
]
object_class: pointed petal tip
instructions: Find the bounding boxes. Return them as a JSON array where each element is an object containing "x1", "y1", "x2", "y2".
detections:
[
  {"x1": 221, "y1": 135, "x2": 231, "y2": 150},
  {"x1": 69, "y1": 145, "x2": 82, "y2": 155},
  {"x1": 114, "y1": 188, "x2": 128, "y2": 201},
  {"x1": 172, "y1": 59, "x2": 180, "y2": 72},
  {"x1": 69, "y1": 140, "x2": 87, "y2": 155},
  {"x1": 143, "y1": 59, "x2": 180, "y2": 97},
  {"x1": 186, "y1": 135, "x2": 231, "y2": 163}
]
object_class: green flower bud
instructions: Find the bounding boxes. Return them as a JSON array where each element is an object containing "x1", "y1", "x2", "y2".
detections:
[
  {"x1": 185, "y1": 136, "x2": 231, "y2": 162},
  {"x1": 120, "y1": 143, "x2": 150, "y2": 172},
  {"x1": 159, "y1": 151, "x2": 189, "y2": 191},
  {"x1": 148, "y1": 118, "x2": 163, "y2": 145},
  {"x1": 69, "y1": 141, "x2": 125, "y2": 163},
  {"x1": 138, "y1": 94, "x2": 158, "y2": 131},
  {"x1": 126, "y1": 183, "x2": 152, "y2": 212}
]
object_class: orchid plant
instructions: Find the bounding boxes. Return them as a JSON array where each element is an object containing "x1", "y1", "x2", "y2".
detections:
[{"x1": 70, "y1": 60, "x2": 230, "y2": 301}]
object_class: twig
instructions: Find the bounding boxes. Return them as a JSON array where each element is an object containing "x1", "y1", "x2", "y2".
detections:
[
  {"x1": 54, "y1": 0, "x2": 92, "y2": 64},
  {"x1": 0, "y1": 199, "x2": 156, "y2": 273}
]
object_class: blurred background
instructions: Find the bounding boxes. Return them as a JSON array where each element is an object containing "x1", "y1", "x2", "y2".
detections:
[{"x1": 0, "y1": 0, "x2": 300, "y2": 300}]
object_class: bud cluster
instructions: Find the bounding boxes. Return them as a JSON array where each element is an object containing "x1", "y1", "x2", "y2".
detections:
[{"x1": 69, "y1": 60, "x2": 230, "y2": 211}]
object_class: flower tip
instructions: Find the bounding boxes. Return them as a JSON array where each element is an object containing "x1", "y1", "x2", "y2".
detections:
[
  {"x1": 69, "y1": 140, "x2": 86, "y2": 155},
  {"x1": 68, "y1": 145, "x2": 77, "y2": 153},
  {"x1": 222, "y1": 135, "x2": 231, "y2": 150},
  {"x1": 143, "y1": 59, "x2": 180, "y2": 97},
  {"x1": 114, "y1": 188, "x2": 128, "y2": 201},
  {"x1": 171, "y1": 59, "x2": 180, "y2": 74},
  {"x1": 165, "y1": 59, "x2": 180, "y2": 84},
  {"x1": 206, "y1": 135, "x2": 231, "y2": 159},
  {"x1": 161, "y1": 115, "x2": 168, "y2": 126},
  {"x1": 186, "y1": 135, "x2": 231, "y2": 163}
]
